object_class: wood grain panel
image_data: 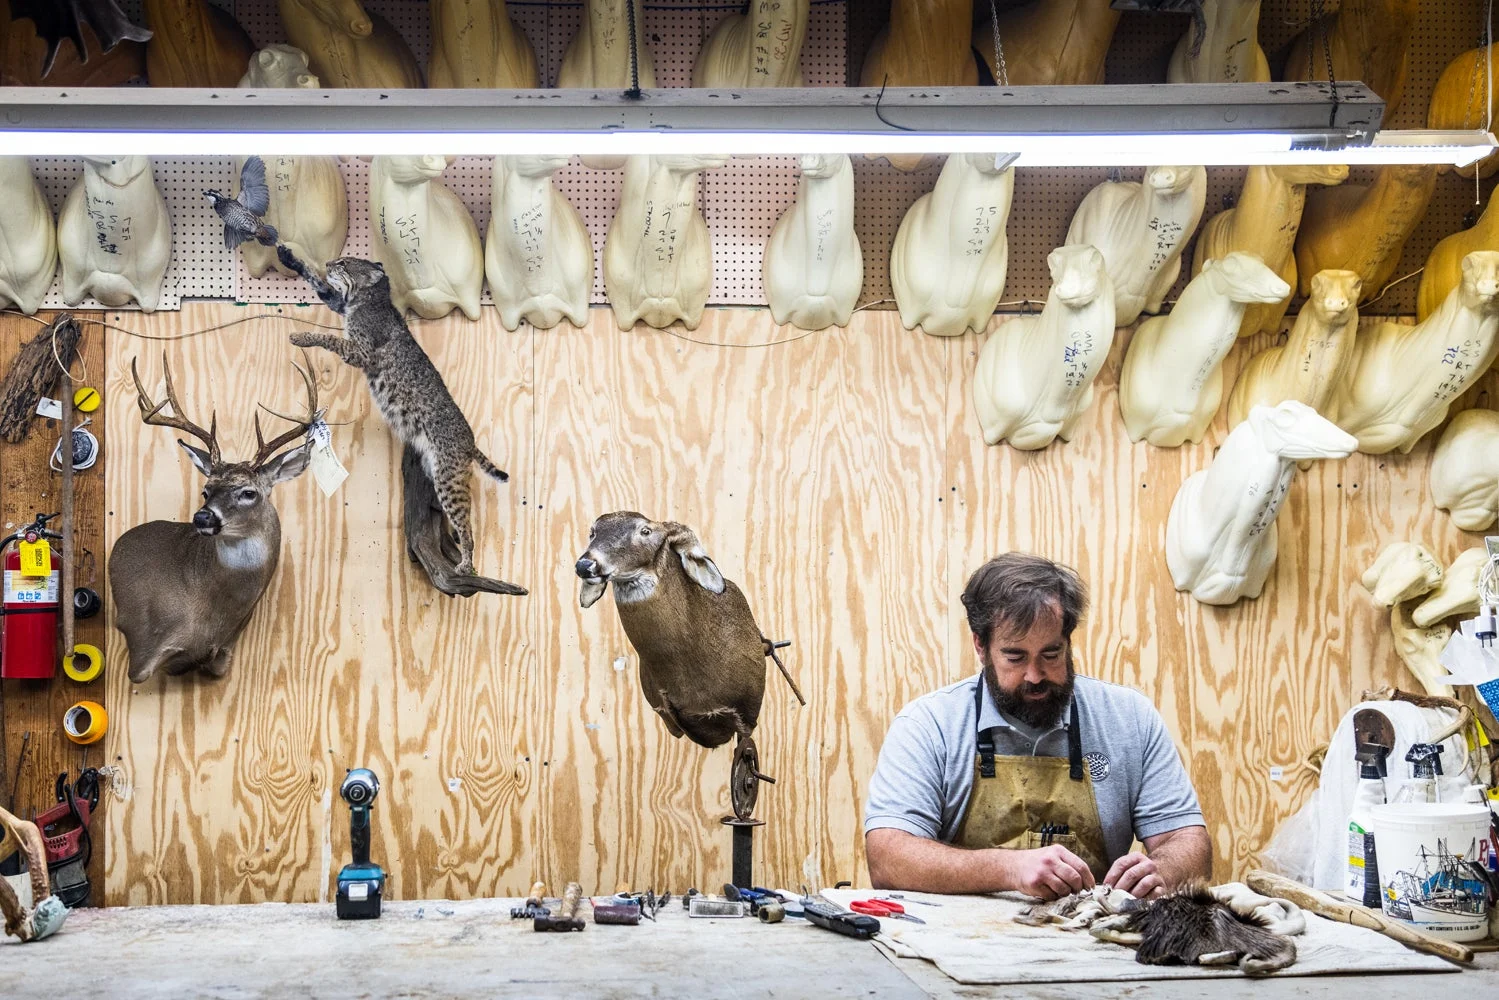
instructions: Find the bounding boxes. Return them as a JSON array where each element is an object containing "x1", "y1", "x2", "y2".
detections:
[
  {"x1": 0, "y1": 310, "x2": 108, "y2": 899},
  {"x1": 103, "y1": 302, "x2": 1497, "y2": 901}
]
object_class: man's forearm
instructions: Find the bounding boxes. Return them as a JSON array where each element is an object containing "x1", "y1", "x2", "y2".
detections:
[
  {"x1": 1144, "y1": 825, "x2": 1213, "y2": 888},
  {"x1": 866, "y1": 828, "x2": 1018, "y2": 894}
]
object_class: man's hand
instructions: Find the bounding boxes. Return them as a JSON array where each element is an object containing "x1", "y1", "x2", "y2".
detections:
[
  {"x1": 1103, "y1": 852, "x2": 1164, "y2": 898},
  {"x1": 1003, "y1": 845, "x2": 1096, "y2": 900}
]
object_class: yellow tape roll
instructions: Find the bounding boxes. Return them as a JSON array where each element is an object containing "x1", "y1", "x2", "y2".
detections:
[
  {"x1": 64, "y1": 701, "x2": 107, "y2": 745},
  {"x1": 63, "y1": 643, "x2": 103, "y2": 683},
  {"x1": 73, "y1": 386, "x2": 101, "y2": 413}
]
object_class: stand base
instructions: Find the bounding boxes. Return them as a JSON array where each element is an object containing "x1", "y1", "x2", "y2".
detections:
[{"x1": 721, "y1": 816, "x2": 764, "y2": 888}]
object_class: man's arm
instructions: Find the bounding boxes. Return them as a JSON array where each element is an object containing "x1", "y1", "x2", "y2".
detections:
[
  {"x1": 1103, "y1": 825, "x2": 1213, "y2": 898},
  {"x1": 867, "y1": 828, "x2": 1095, "y2": 899}
]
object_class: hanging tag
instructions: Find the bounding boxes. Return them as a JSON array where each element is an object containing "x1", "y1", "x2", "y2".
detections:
[
  {"x1": 19, "y1": 538, "x2": 51, "y2": 577},
  {"x1": 35, "y1": 396, "x2": 62, "y2": 419},
  {"x1": 308, "y1": 420, "x2": 348, "y2": 497}
]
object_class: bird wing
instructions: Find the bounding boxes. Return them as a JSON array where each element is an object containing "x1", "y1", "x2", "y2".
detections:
[
  {"x1": 224, "y1": 225, "x2": 248, "y2": 250},
  {"x1": 237, "y1": 156, "x2": 271, "y2": 216}
]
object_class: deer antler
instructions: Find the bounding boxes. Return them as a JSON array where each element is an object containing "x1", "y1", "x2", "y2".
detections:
[
  {"x1": 251, "y1": 351, "x2": 322, "y2": 468},
  {"x1": 130, "y1": 353, "x2": 221, "y2": 466}
]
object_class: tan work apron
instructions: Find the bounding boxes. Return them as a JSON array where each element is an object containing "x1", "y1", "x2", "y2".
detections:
[{"x1": 951, "y1": 677, "x2": 1109, "y2": 880}]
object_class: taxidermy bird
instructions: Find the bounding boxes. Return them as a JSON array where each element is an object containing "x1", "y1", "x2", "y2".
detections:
[
  {"x1": 8, "y1": 0, "x2": 151, "y2": 74},
  {"x1": 205, "y1": 156, "x2": 278, "y2": 250}
]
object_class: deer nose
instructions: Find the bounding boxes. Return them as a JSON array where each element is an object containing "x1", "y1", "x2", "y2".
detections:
[
  {"x1": 193, "y1": 508, "x2": 222, "y2": 536},
  {"x1": 575, "y1": 556, "x2": 599, "y2": 579}
]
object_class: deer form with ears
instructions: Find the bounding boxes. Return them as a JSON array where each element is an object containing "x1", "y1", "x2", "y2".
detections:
[
  {"x1": 693, "y1": 0, "x2": 808, "y2": 88},
  {"x1": 109, "y1": 354, "x2": 319, "y2": 683},
  {"x1": 1192, "y1": 164, "x2": 1349, "y2": 338},
  {"x1": 278, "y1": 0, "x2": 423, "y2": 88},
  {"x1": 763, "y1": 153, "x2": 863, "y2": 331}
]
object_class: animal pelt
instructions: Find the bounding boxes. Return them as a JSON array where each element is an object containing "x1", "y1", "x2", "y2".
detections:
[
  {"x1": 1015, "y1": 885, "x2": 1141, "y2": 930},
  {"x1": 0, "y1": 315, "x2": 82, "y2": 443},
  {"x1": 401, "y1": 444, "x2": 526, "y2": 598},
  {"x1": 1090, "y1": 881, "x2": 1298, "y2": 975}
]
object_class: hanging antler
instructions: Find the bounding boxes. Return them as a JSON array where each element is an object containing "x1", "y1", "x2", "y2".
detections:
[
  {"x1": 251, "y1": 351, "x2": 321, "y2": 468},
  {"x1": 130, "y1": 353, "x2": 221, "y2": 467}
]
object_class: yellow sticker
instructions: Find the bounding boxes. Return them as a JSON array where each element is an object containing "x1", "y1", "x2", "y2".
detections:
[{"x1": 19, "y1": 538, "x2": 50, "y2": 577}]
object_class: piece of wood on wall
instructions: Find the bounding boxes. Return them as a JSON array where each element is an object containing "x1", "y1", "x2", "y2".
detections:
[
  {"x1": 102, "y1": 303, "x2": 534, "y2": 904},
  {"x1": 0, "y1": 309, "x2": 108, "y2": 901}
]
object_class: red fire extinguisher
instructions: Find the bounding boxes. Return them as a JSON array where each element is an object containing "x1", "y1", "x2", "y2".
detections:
[{"x1": 2, "y1": 512, "x2": 62, "y2": 680}]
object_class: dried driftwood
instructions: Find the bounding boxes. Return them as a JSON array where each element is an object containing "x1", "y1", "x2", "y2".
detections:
[
  {"x1": 0, "y1": 314, "x2": 81, "y2": 443},
  {"x1": 401, "y1": 444, "x2": 526, "y2": 598}
]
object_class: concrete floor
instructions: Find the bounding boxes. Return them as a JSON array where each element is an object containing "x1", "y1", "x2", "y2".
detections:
[{"x1": 2, "y1": 897, "x2": 1494, "y2": 999}]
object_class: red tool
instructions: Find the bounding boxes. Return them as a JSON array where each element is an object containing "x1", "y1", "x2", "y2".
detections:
[{"x1": 850, "y1": 899, "x2": 925, "y2": 924}]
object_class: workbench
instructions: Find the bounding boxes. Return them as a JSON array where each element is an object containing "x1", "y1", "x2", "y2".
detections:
[{"x1": 3, "y1": 896, "x2": 1497, "y2": 999}]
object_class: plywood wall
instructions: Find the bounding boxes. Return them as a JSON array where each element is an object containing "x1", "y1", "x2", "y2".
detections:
[{"x1": 100, "y1": 302, "x2": 1496, "y2": 905}]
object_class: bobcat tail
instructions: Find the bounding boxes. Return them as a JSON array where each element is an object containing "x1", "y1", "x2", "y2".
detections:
[{"x1": 474, "y1": 450, "x2": 509, "y2": 483}]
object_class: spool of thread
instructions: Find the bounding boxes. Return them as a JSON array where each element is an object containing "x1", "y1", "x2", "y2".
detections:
[
  {"x1": 64, "y1": 701, "x2": 107, "y2": 744},
  {"x1": 758, "y1": 902, "x2": 785, "y2": 923},
  {"x1": 63, "y1": 643, "x2": 103, "y2": 683}
]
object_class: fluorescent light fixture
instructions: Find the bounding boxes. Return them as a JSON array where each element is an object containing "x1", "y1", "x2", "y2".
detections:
[{"x1": 0, "y1": 82, "x2": 1489, "y2": 166}]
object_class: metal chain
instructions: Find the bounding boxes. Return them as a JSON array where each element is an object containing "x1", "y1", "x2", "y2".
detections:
[
  {"x1": 1308, "y1": 0, "x2": 1338, "y2": 127},
  {"x1": 988, "y1": 0, "x2": 1009, "y2": 87},
  {"x1": 625, "y1": 0, "x2": 642, "y2": 98}
]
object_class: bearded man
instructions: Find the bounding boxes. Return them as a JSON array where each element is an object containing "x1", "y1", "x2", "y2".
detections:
[{"x1": 864, "y1": 553, "x2": 1212, "y2": 900}]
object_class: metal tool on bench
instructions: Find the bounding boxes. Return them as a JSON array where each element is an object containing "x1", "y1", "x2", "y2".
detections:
[
  {"x1": 874, "y1": 893, "x2": 940, "y2": 907},
  {"x1": 593, "y1": 887, "x2": 642, "y2": 926},
  {"x1": 38, "y1": 769, "x2": 98, "y2": 908},
  {"x1": 510, "y1": 881, "x2": 548, "y2": 920},
  {"x1": 335, "y1": 768, "x2": 384, "y2": 920},
  {"x1": 850, "y1": 898, "x2": 925, "y2": 924},
  {"x1": 534, "y1": 881, "x2": 585, "y2": 932},
  {"x1": 800, "y1": 892, "x2": 881, "y2": 939},
  {"x1": 723, "y1": 882, "x2": 784, "y2": 917}
]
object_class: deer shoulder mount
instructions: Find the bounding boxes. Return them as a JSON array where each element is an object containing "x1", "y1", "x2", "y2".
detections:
[{"x1": 109, "y1": 353, "x2": 319, "y2": 683}]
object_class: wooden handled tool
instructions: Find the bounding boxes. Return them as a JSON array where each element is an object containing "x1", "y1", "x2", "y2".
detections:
[
  {"x1": 534, "y1": 881, "x2": 585, "y2": 932},
  {"x1": 1246, "y1": 869, "x2": 1474, "y2": 964}
]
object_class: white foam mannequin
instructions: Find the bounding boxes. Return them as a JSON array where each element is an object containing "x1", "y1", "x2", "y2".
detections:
[
  {"x1": 1430, "y1": 408, "x2": 1499, "y2": 532},
  {"x1": 58, "y1": 155, "x2": 171, "y2": 312},
  {"x1": 693, "y1": 0, "x2": 807, "y2": 88},
  {"x1": 237, "y1": 46, "x2": 348, "y2": 279},
  {"x1": 1330, "y1": 251, "x2": 1499, "y2": 454},
  {"x1": 763, "y1": 154, "x2": 863, "y2": 331},
  {"x1": 973, "y1": 244, "x2": 1115, "y2": 450},
  {"x1": 1065, "y1": 165, "x2": 1206, "y2": 327},
  {"x1": 368, "y1": 155, "x2": 483, "y2": 321},
  {"x1": 603, "y1": 154, "x2": 727, "y2": 331},
  {"x1": 1226, "y1": 269, "x2": 1362, "y2": 429},
  {"x1": 890, "y1": 153, "x2": 1014, "y2": 338},
  {"x1": 485, "y1": 155, "x2": 594, "y2": 331},
  {"x1": 1118, "y1": 252, "x2": 1288, "y2": 447},
  {"x1": 1166, "y1": 400, "x2": 1356, "y2": 606},
  {"x1": 0, "y1": 157, "x2": 57, "y2": 315}
]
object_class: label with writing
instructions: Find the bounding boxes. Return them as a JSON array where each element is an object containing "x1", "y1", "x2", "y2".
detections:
[
  {"x1": 18, "y1": 538, "x2": 50, "y2": 577},
  {"x1": 308, "y1": 421, "x2": 348, "y2": 497},
  {"x1": 4, "y1": 568, "x2": 58, "y2": 604},
  {"x1": 35, "y1": 396, "x2": 62, "y2": 419}
]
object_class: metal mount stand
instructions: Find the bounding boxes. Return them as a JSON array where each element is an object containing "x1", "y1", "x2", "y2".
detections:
[{"x1": 722, "y1": 816, "x2": 764, "y2": 888}]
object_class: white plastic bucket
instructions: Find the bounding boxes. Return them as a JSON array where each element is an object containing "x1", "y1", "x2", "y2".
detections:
[{"x1": 1371, "y1": 803, "x2": 1492, "y2": 942}]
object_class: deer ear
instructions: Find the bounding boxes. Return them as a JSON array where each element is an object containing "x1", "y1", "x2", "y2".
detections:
[
  {"x1": 579, "y1": 577, "x2": 607, "y2": 609},
  {"x1": 262, "y1": 441, "x2": 312, "y2": 485},
  {"x1": 665, "y1": 524, "x2": 725, "y2": 594},
  {"x1": 178, "y1": 439, "x2": 214, "y2": 477}
]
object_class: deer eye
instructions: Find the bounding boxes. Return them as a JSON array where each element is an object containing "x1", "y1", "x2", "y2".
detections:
[
  {"x1": 639, "y1": 526, "x2": 651, "y2": 537},
  {"x1": 238, "y1": 489, "x2": 258, "y2": 503}
]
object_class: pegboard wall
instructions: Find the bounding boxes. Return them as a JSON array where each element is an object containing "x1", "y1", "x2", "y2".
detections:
[{"x1": 36, "y1": 1, "x2": 1498, "y2": 316}]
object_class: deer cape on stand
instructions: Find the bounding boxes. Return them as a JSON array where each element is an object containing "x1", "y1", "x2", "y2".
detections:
[
  {"x1": 973, "y1": 244, "x2": 1115, "y2": 450},
  {"x1": 1191, "y1": 164, "x2": 1349, "y2": 338},
  {"x1": 1118, "y1": 252, "x2": 1289, "y2": 447},
  {"x1": 278, "y1": 0, "x2": 424, "y2": 88},
  {"x1": 109, "y1": 354, "x2": 319, "y2": 683},
  {"x1": 763, "y1": 153, "x2": 863, "y2": 331},
  {"x1": 693, "y1": 0, "x2": 807, "y2": 88},
  {"x1": 485, "y1": 154, "x2": 594, "y2": 331},
  {"x1": 1166, "y1": 400, "x2": 1356, "y2": 606}
]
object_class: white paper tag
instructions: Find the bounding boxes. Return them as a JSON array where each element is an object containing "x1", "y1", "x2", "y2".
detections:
[
  {"x1": 35, "y1": 396, "x2": 62, "y2": 419},
  {"x1": 307, "y1": 421, "x2": 348, "y2": 497}
]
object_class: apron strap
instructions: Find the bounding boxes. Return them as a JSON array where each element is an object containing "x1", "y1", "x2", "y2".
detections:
[{"x1": 975, "y1": 676, "x2": 1086, "y2": 782}]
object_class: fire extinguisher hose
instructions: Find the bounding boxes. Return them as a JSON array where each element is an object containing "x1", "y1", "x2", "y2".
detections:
[{"x1": 63, "y1": 701, "x2": 106, "y2": 745}]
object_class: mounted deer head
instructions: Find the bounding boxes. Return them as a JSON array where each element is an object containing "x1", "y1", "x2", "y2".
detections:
[{"x1": 109, "y1": 353, "x2": 320, "y2": 683}]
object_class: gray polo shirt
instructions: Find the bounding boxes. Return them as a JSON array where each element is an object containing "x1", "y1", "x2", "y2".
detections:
[{"x1": 864, "y1": 672, "x2": 1204, "y2": 866}]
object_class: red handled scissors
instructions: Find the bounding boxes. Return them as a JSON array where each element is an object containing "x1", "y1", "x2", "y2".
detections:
[{"x1": 849, "y1": 899, "x2": 926, "y2": 924}]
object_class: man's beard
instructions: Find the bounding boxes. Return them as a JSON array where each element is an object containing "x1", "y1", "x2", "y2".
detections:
[{"x1": 984, "y1": 650, "x2": 1076, "y2": 730}]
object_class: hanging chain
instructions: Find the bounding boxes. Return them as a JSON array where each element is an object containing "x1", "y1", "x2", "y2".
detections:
[
  {"x1": 625, "y1": 0, "x2": 642, "y2": 98},
  {"x1": 988, "y1": 0, "x2": 1009, "y2": 87}
]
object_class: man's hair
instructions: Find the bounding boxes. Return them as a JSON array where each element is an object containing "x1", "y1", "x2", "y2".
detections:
[{"x1": 961, "y1": 553, "x2": 1088, "y2": 647}]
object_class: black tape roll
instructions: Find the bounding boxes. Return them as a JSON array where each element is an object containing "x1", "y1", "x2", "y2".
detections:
[{"x1": 73, "y1": 587, "x2": 101, "y2": 619}]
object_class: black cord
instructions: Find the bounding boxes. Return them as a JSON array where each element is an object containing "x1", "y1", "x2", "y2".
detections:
[
  {"x1": 1311, "y1": 0, "x2": 1339, "y2": 128},
  {"x1": 874, "y1": 74, "x2": 915, "y2": 132},
  {"x1": 625, "y1": 0, "x2": 643, "y2": 99}
]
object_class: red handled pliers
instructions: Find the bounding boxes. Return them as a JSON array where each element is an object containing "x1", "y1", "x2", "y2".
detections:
[{"x1": 849, "y1": 899, "x2": 926, "y2": 924}]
